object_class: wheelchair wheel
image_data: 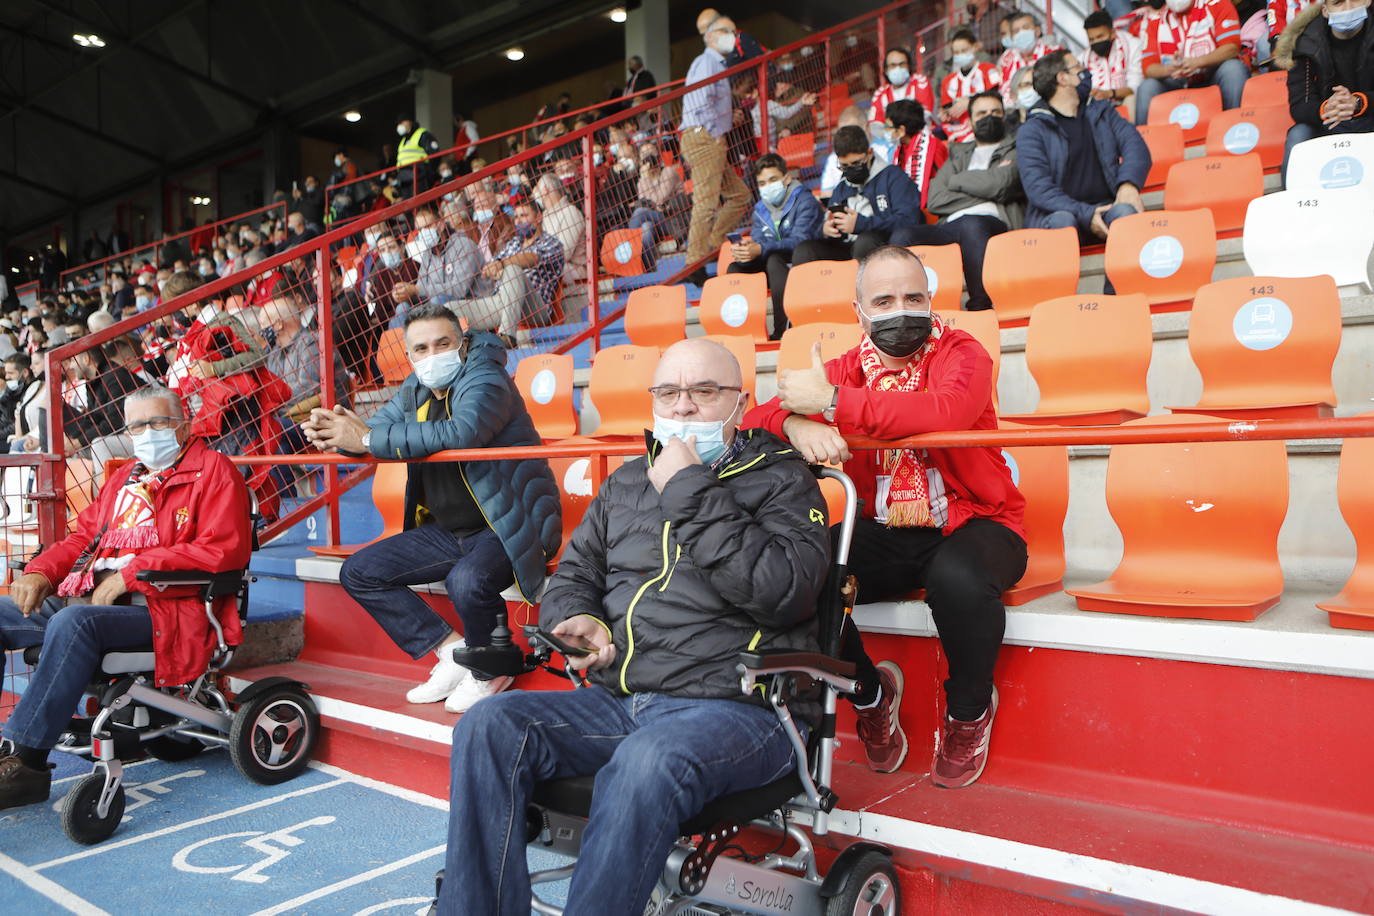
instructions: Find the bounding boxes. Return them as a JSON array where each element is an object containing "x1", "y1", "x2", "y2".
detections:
[
  {"x1": 229, "y1": 685, "x2": 318, "y2": 785},
  {"x1": 824, "y1": 850, "x2": 900, "y2": 916},
  {"x1": 144, "y1": 734, "x2": 206, "y2": 762},
  {"x1": 61, "y1": 774, "x2": 126, "y2": 845}
]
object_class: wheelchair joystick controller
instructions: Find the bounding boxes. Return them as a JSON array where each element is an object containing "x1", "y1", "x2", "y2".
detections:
[{"x1": 451, "y1": 605, "x2": 529, "y2": 679}]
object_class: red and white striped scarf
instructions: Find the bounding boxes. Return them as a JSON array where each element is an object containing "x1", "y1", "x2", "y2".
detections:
[{"x1": 58, "y1": 462, "x2": 170, "y2": 597}]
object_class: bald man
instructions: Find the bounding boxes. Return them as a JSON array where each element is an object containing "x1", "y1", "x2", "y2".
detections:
[
  {"x1": 696, "y1": 7, "x2": 719, "y2": 33},
  {"x1": 439, "y1": 339, "x2": 832, "y2": 916}
]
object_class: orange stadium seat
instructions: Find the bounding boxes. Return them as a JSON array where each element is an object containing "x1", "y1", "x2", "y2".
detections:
[
  {"x1": 935, "y1": 308, "x2": 1000, "y2": 397},
  {"x1": 308, "y1": 463, "x2": 408, "y2": 559},
  {"x1": 699, "y1": 273, "x2": 770, "y2": 342},
  {"x1": 1164, "y1": 154, "x2": 1264, "y2": 235},
  {"x1": 601, "y1": 229, "x2": 644, "y2": 277},
  {"x1": 1001, "y1": 293, "x2": 1153, "y2": 426},
  {"x1": 998, "y1": 423, "x2": 1070, "y2": 606},
  {"x1": 701, "y1": 334, "x2": 758, "y2": 406},
  {"x1": 778, "y1": 132, "x2": 818, "y2": 170},
  {"x1": 1241, "y1": 70, "x2": 1287, "y2": 108},
  {"x1": 783, "y1": 259, "x2": 859, "y2": 325},
  {"x1": 375, "y1": 327, "x2": 411, "y2": 384},
  {"x1": 515, "y1": 352, "x2": 577, "y2": 440},
  {"x1": 1103, "y1": 208, "x2": 1217, "y2": 309},
  {"x1": 545, "y1": 442, "x2": 602, "y2": 557},
  {"x1": 1169, "y1": 275, "x2": 1341, "y2": 420},
  {"x1": 1147, "y1": 84, "x2": 1222, "y2": 144},
  {"x1": 907, "y1": 244, "x2": 964, "y2": 311},
  {"x1": 716, "y1": 242, "x2": 733, "y2": 279},
  {"x1": 983, "y1": 228, "x2": 1080, "y2": 326},
  {"x1": 1204, "y1": 105, "x2": 1293, "y2": 171},
  {"x1": 1318, "y1": 418, "x2": 1374, "y2": 630},
  {"x1": 587, "y1": 344, "x2": 660, "y2": 437},
  {"x1": 1135, "y1": 123, "x2": 1185, "y2": 191},
  {"x1": 1067, "y1": 413, "x2": 1289, "y2": 621},
  {"x1": 624, "y1": 284, "x2": 687, "y2": 348},
  {"x1": 776, "y1": 322, "x2": 863, "y2": 372}
]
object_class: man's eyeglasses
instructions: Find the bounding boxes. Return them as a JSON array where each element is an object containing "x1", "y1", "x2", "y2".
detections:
[
  {"x1": 124, "y1": 416, "x2": 183, "y2": 435},
  {"x1": 648, "y1": 384, "x2": 742, "y2": 407}
]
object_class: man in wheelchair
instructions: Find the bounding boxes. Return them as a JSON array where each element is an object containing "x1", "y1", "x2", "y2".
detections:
[
  {"x1": 439, "y1": 339, "x2": 833, "y2": 915},
  {"x1": 0, "y1": 384, "x2": 251, "y2": 811}
]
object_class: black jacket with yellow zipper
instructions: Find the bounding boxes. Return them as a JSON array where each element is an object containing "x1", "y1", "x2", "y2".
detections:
[{"x1": 541, "y1": 428, "x2": 831, "y2": 708}]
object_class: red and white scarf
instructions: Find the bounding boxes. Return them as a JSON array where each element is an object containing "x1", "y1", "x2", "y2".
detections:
[
  {"x1": 1086, "y1": 38, "x2": 1130, "y2": 91},
  {"x1": 58, "y1": 461, "x2": 173, "y2": 597},
  {"x1": 858, "y1": 315, "x2": 946, "y2": 528}
]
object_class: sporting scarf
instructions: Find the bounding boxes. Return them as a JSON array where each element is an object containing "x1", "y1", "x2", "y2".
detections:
[
  {"x1": 57, "y1": 455, "x2": 184, "y2": 597},
  {"x1": 858, "y1": 314, "x2": 946, "y2": 528},
  {"x1": 1086, "y1": 38, "x2": 1131, "y2": 90}
]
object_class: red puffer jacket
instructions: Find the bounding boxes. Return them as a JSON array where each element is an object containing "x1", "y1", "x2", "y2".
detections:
[
  {"x1": 26, "y1": 438, "x2": 252, "y2": 686},
  {"x1": 745, "y1": 331, "x2": 1026, "y2": 539}
]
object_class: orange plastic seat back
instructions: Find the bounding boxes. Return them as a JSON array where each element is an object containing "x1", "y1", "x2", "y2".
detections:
[
  {"x1": 907, "y1": 244, "x2": 964, "y2": 311},
  {"x1": 1317, "y1": 417, "x2": 1374, "y2": 628},
  {"x1": 1164, "y1": 154, "x2": 1264, "y2": 234},
  {"x1": 1104, "y1": 208, "x2": 1217, "y2": 308},
  {"x1": 776, "y1": 323, "x2": 862, "y2": 372},
  {"x1": 700, "y1": 273, "x2": 770, "y2": 342},
  {"x1": 1241, "y1": 70, "x2": 1287, "y2": 108},
  {"x1": 515, "y1": 352, "x2": 577, "y2": 440},
  {"x1": 624, "y1": 284, "x2": 687, "y2": 349},
  {"x1": 983, "y1": 228, "x2": 1081, "y2": 325},
  {"x1": 1009, "y1": 294, "x2": 1152, "y2": 425},
  {"x1": 64, "y1": 458, "x2": 97, "y2": 529},
  {"x1": 588, "y1": 345, "x2": 660, "y2": 437},
  {"x1": 1146, "y1": 85, "x2": 1222, "y2": 144},
  {"x1": 1181, "y1": 275, "x2": 1340, "y2": 419},
  {"x1": 782, "y1": 259, "x2": 859, "y2": 326},
  {"x1": 935, "y1": 309, "x2": 1000, "y2": 396},
  {"x1": 1135, "y1": 123, "x2": 1185, "y2": 191},
  {"x1": 1067, "y1": 414, "x2": 1289, "y2": 620},
  {"x1": 1204, "y1": 106, "x2": 1293, "y2": 171},
  {"x1": 376, "y1": 327, "x2": 410, "y2": 384},
  {"x1": 700, "y1": 334, "x2": 758, "y2": 406},
  {"x1": 999, "y1": 421, "x2": 1069, "y2": 605},
  {"x1": 371, "y1": 462, "x2": 409, "y2": 540},
  {"x1": 778, "y1": 132, "x2": 817, "y2": 170},
  {"x1": 545, "y1": 443, "x2": 601, "y2": 554},
  {"x1": 716, "y1": 242, "x2": 733, "y2": 280},
  {"x1": 601, "y1": 229, "x2": 644, "y2": 277}
]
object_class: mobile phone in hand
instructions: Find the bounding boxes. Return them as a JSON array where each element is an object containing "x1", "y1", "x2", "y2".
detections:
[{"x1": 726, "y1": 230, "x2": 746, "y2": 244}]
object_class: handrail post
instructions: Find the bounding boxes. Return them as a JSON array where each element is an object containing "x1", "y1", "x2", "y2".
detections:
[
  {"x1": 877, "y1": 11, "x2": 888, "y2": 75},
  {"x1": 1046, "y1": 0, "x2": 1055, "y2": 38},
  {"x1": 43, "y1": 348, "x2": 68, "y2": 536},
  {"x1": 757, "y1": 59, "x2": 771, "y2": 156},
  {"x1": 315, "y1": 246, "x2": 340, "y2": 547},
  {"x1": 582, "y1": 135, "x2": 600, "y2": 356}
]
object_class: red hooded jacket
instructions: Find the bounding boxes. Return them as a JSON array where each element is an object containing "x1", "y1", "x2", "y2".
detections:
[
  {"x1": 26, "y1": 439, "x2": 252, "y2": 686},
  {"x1": 745, "y1": 330, "x2": 1026, "y2": 539}
]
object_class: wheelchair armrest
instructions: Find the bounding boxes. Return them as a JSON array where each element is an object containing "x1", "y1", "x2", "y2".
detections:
[
  {"x1": 737, "y1": 649, "x2": 859, "y2": 696},
  {"x1": 136, "y1": 569, "x2": 246, "y2": 598}
]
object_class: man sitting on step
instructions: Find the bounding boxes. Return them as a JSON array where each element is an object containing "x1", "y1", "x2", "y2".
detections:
[{"x1": 303, "y1": 304, "x2": 560, "y2": 713}]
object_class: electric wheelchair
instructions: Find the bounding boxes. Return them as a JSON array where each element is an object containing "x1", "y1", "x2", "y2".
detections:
[
  {"x1": 23, "y1": 558, "x2": 319, "y2": 846},
  {"x1": 443, "y1": 467, "x2": 902, "y2": 916}
]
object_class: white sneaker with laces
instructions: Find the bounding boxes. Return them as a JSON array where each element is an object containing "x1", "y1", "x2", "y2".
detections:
[
  {"x1": 405, "y1": 641, "x2": 468, "y2": 704},
  {"x1": 444, "y1": 674, "x2": 513, "y2": 714}
]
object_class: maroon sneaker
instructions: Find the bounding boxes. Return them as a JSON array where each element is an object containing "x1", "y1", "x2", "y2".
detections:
[
  {"x1": 932, "y1": 687, "x2": 999, "y2": 789},
  {"x1": 854, "y1": 661, "x2": 908, "y2": 774}
]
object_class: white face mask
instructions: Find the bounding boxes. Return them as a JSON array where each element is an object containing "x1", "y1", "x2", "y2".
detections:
[
  {"x1": 1166, "y1": 0, "x2": 1193, "y2": 11},
  {"x1": 417, "y1": 226, "x2": 441, "y2": 249},
  {"x1": 712, "y1": 32, "x2": 736, "y2": 55},
  {"x1": 1017, "y1": 87, "x2": 1040, "y2": 110},
  {"x1": 132, "y1": 426, "x2": 182, "y2": 469},
  {"x1": 473, "y1": 208, "x2": 494, "y2": 224},
  {"x1": 396, "y1": 123, "x2": 409, "y2": 137},
  {"x1": 412, "y1": 348, "x2": 463, "y2": 391}
]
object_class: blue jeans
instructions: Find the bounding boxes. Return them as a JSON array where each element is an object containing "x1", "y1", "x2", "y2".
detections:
[
  {"x1": 1134, "y1": 57, "x2": 1250, "y2": 125},
  {"x1": 906, "y1": 214, "x2": 1009, "y2": 310},
  {"x1": 1040, "y1": 201, "x2": 1138, "y2": 238},
  {"x1": 0, "y1": 597, "x2": 153, "y2": 751},
  {"x1": 339, "y1": 525, "x2": 513, "y2": 663},
  {"x1": 439, "y1": 686, "x2": 800, "y2": 916},
  {"x1": 627, "y1": 207, "x2": 665, "y2": 267}
]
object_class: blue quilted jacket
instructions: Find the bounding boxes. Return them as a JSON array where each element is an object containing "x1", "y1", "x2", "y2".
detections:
[{"x1": 365, "y1": 332, "x2": 561, "y2": 600}]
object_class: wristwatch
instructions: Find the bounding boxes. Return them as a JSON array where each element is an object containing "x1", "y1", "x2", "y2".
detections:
[
  {"x1": 821, "y1": 386, "x2": 839, "y2": 424},
  {"x1": 361, "y1": 430, "x2": 372, "y2": 451}
]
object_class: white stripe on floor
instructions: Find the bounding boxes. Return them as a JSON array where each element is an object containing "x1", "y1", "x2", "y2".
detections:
[{"x1": 0, "y1": 851, "x2": 113, "y2": 916}]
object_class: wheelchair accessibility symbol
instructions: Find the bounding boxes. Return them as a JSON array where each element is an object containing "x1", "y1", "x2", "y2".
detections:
[
  {"x1": 720, "y1": 293, "x2": 750, "y2": 328},
  {"x1": 1232, "y1": 296, "x2": 1292, "y2": 351},
  {"x1": 1222, "y1": 122, "x2": 1259, "y2": 155},
  {"x1": 54, "y1": 769, "x2": 205, "y2": 823},
  {"x1": 172, "y1": 815, "x2": 335, "y2": 884},
  {"x1": 1168, "y1": 102, "x2": 1200, "y2": 130},
  {"x1": 1139, "y1": 235, "x2": 1184, "y2": 279},
  {"x1": 529, "y1": 368, "x2": 557, "y2": 405},
  {"x1": 1320, "y1": 156, "x2": 1363, "y2": 189}
]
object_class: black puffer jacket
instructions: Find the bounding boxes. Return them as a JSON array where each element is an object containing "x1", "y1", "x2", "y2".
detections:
[
  {"x1": 1278, "y1": 4, "x2": 1374, "y2": 132},
  {"x1": 541, "y1": 428, "x2": 831, "y2": 702}
]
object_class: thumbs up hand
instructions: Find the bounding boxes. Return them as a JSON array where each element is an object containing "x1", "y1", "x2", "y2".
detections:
[{"x1": 777, "y1": 342, "x2": 837, "y2": 415}]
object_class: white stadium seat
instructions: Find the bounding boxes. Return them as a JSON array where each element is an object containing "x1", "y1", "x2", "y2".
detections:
[
  {"x1": 1243, "y1": 188, "x2": 1374, "y2": 291},
  {"x1": 1285, "y1": 133, "x2": 1374, "y2": 195}
]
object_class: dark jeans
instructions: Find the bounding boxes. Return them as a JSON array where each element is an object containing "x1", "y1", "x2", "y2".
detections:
[
  {"x1": 839, "y1": 518, "x2": 1027, "y2": 720},
  {"x1": 339, "y1": 525, "x2": 513, "y2": 673},
  {"x1": 727, "y1": 249, "x2": 793, "y2": 339},
  {"x1": 0, "y1": 597, "x2": 153, "y2": 751},
  {"x1": 791, "y1": 225, "x2": 925, "y2": 265},
  {"x1": 905, "y1": 215, "x2": 1009, "y2": 310},
  {"x1": 440, "y1": 686, "x2": 798, "y2": 916},
  {"x1": 269, "y1": 420, "x2": 314, "y2": 496}
]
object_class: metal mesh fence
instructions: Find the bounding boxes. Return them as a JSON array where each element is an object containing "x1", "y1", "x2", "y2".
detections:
[{"x1": 0, "y1": 455, "x2": 47, "y2": 724}]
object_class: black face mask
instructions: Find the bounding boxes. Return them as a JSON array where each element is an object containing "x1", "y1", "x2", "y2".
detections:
[
  {"x1": 174, "y1": 311, "x2": 194, "y2": 329},
  {"x1": 1090, "y1": 39, "x2": 1115, "y2": 58},
  {"x1": 867, "y1": 311, "x2": 932, "y2": 358},
  {"x1": 972, "y1": 114, "x2": 1007, "y2": 143},
  {"x1": 841, "y1": 158, "x2": 872, "y2": 186},
  {"x1": 1147, "y1": 0, "x2": 1166, "y2": 9}
]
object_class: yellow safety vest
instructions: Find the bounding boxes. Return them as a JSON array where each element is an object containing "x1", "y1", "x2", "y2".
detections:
[{"x1": 396, "y1": 130, "x2": 430, "y2": 167}]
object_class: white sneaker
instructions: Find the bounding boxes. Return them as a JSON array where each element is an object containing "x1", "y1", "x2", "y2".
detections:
[
  {"x1": 405, "y1": 643, "x2": 469, "y2": 704},
  {"x1": 443, "y1": 675, "x2": 513, "y2": 714}
]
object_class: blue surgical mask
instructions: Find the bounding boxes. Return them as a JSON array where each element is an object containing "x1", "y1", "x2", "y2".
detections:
[
  {"x1": 759, "y1": 178, "x2": 787, "y2": 206},
  {"x1": 953, "y1": 52, "x2": 976, "y2": 70},
  {"x1": 380, "y1": 250, "x2": 402, "y2": 269},
  {"x1": 133, "y1": 427, "x2": 182, "y2": 469},
  {"x1": 651, "y1": 396, "x2": 743, "y2": 465},
  {"x1": 473, "y1": 208, "x2": 494, "y2": 224},
  {"x1": 1017, "y1": 87, "x2": 1040, "y2": 110},
  {"x1": 1329, "y1": 5, "x2": 1368, "y2": 31},
  {"x1": 1012, "y1": 28, "x2": 1037, "y2": 52},
  {"x1": 413, "y1": 348, "x2": 463, "y2": 391},
  {"x1": 886, "y1": 66, "x2": 910, "y2": 87},
  {"x1": 418, "y1": 226, "x2": 441, "y2": 249},
  {"x1": 1001, "y1": 35, "x2": 1013, "y2": 49}
]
